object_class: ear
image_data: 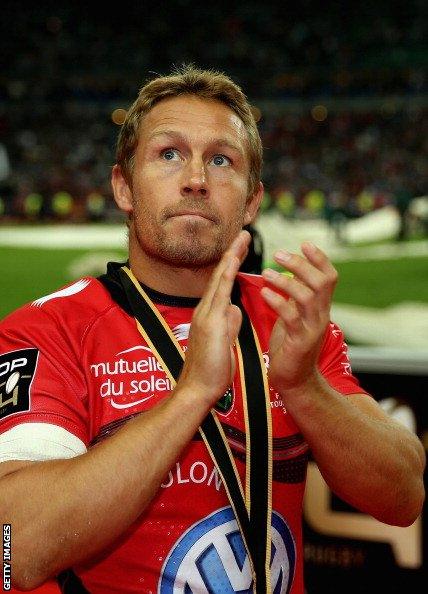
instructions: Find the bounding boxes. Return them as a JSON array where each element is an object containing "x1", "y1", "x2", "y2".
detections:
[
  {"x1": 243, "y1": 181, "x2": 264, "y2": 225},
  {"x1": 111, "y1": 164, "x2": 133, "y2": 214}
]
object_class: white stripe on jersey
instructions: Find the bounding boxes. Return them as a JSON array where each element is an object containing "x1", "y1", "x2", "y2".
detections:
[{"x1": 32, "y1": 279, "x2": 91, "y2": 307}]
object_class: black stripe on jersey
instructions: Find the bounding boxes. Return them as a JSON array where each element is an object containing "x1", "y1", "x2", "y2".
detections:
[
  {"x1": 57, "y1": 569, "x2": 91, "y2": 593},
  {"x1": 90, "y1": 415, "x2": 308, "y2": 483},
  {"x1": 89, "y1": 412, "x2": 142, "y2": 446},
  {"x1": 221, "y1": 424, "x2": 308, "y2": 483}
]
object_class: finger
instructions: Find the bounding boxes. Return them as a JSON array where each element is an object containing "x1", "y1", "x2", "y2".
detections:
[
  {"x1": 262, "y1": 268, "x2": 320, "y2": 322},
  {"x1": 301, "y1": 242, "x2": 338, "y2": 279},
  {"x1": 228, "y1": 229, "x2": 251, "y2": 264},
  {"x1": 210, "y1": 254, "x2": 241, "y2": 312},
  {"x1": 200, "y1": 255, "x2": 234, "y2": 312},
  {"x1": 260, "y1": 286, "x2": 304, "y2": 335},
  {"x1": 273, "y1": 248, "x2": 337, "y2": 309},
  {"x1": 227, "y1": 303, "x2": 242, "y2": 345},
  {"x1": 200, "y1": 231, "x2": 251, "y2": 309},
  {"x1": 273, "y1": 250, "x2": 325, "y2": 291}
]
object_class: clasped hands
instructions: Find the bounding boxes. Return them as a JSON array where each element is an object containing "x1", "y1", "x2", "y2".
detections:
[{"x1": 179, "y1": 230, "x2": 338, "y2": 406}]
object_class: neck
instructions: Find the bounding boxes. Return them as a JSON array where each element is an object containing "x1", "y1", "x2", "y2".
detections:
[{"x1": 128, "y1": 243, "x2": 216, "y2": 298}]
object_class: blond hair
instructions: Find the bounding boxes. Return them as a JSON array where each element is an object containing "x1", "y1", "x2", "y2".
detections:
[{"x1": 116, "y1": 64, "x2": 262, "y2": 196}]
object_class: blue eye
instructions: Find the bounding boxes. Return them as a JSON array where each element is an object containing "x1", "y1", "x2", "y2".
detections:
[
  {"x1": 162, "y1": 149, "x2": 180, "y2": 161},
  {"x1": 211, "y1": 154, "x2": 230, "y2": 167}
]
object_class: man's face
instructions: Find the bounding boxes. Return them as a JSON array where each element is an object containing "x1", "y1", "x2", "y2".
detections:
[{"x1": 113, "y1": 95, "x2": 261, "y2": 269}]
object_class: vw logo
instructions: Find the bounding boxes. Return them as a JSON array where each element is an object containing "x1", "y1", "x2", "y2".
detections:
[{"x1": 159, "y1": 507, "x2": 295, "y2": 593}]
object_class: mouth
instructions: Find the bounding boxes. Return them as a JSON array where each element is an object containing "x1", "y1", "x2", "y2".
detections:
[{"x1": 169, "y1": 211, "x2": 217, "y2": 223}]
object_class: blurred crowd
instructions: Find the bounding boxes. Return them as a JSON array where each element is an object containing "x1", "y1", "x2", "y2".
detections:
[
  {"x1": 1, "y1": 1, "x2": 426, "y2": 101},
  {"x1": 1, "y1": 104, "x2": 426, "y2": 229},
  {"x1": 261, "y1": 108, "x2": 427, "y2": 218},
  {"x1": 0, "y1": 0, "x2": 427, "y2": 233}
]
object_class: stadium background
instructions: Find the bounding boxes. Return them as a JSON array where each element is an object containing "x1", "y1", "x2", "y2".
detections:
[{"x1": 0, "y1": 1, "x2": 426, "y2": 592}]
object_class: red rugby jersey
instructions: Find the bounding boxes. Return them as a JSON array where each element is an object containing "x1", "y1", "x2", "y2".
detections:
[{"x1": 0, "y1": 266, "x2": 367, "y2": 594}]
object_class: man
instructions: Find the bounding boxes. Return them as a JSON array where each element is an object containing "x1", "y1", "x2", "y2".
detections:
[{"x1": 0, "y1": 66, "x2": 424, "y2": 594}]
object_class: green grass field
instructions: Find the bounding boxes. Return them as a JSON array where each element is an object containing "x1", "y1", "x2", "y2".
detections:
[
  {"x1": 0, "y1": 246, "x2": 125, "y2": 319},
  {"x1": 0, "y1": 246, "x2": 427, "y2": 320},
  {"x1": 333, "y1": 257, "x2": 428, "y2": 308}
]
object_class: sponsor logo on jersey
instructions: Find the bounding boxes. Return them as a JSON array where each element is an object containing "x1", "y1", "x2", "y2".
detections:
[
  {"x1": 90, "y1": 341, "x2": 235, "y2": 413},
  {"x1": 161, "y1": 461, "x2": 223, "y2": 492},
  {"x1": 262, "y1": 352, "x2": 288, "y2": 414},
  {"x1": 90, "y1": 345, "x2": 172, "y2": 409},
  {"x1": 0, "y1": 349, "x2": 39, "y2": 420},
  {"x1": 215, "y1": 385, "x2": 234, "y2": 414},
  {"x1": 172, "y1": 323, "x2": 191, "y2": 341},
  {"x1": 330, "y1": 324, "x2": 341, "y2": 338},
  {"x1": 159, "y1": 506, "x2": 295, "y2": 594},
  {"x1": 328, "y1": 324, "x2": 353, "y2": 376},
  {"x1": 31, "y1": 279, "x2": 91, "y2": 307}
]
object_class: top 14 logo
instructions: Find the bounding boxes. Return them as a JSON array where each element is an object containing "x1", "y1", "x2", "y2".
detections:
[{"x1": 0, "y1": 348, "x2": 39, "y2": 420}]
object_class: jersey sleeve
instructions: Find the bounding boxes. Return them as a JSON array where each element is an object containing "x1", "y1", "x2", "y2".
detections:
[
  {"x1": 318, "y1": 322, "x2": 369, "y2": 396},
  {"x1": 0, "y1": 305, "x2": 89, "y2": 446}
]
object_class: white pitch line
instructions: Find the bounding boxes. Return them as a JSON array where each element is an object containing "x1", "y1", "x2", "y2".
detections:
[
  {"x1": 0, "y1": 225, "x2": 128, "y2": 249},
  {"x1": 0, "y1": 214, "x2": 427, "y2": 262}
]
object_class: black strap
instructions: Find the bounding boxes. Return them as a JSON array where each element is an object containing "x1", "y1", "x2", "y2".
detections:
[{"x1": 232, "y1": 284, "x2": 272, "y2": 592}]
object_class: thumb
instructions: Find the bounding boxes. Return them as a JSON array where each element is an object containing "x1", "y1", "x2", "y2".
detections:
[{"x1": 227, "y1": 304, "x2": 242, "y2": 346}]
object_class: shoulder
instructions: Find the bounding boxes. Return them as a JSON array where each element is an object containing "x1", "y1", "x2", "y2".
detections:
[{"x1": 0, "y1": 277, "x2": 118, "y2": 337}]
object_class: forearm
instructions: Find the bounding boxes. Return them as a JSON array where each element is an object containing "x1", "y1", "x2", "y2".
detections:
[
  {"x1": 0, "y1": 384, "x2": 212, "y2": 589},
  {"x1": 280, "y1": 373, "x2": 425, "y2": 525},
  {"x1": 261, "y1": 243, "x2": 425, "y2": 524}
]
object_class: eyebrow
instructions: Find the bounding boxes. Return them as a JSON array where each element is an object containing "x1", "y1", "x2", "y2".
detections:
[{"x1": 147, "y1": 130, "x2": 245, "y2": 155}]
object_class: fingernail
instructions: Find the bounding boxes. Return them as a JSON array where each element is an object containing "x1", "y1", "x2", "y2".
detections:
[
  {"x1": 303, "y1": 241, "x2": 317, "y2": 252},
  {"x1": 261, "y1": 287, "x2": 276, "y2": 299},
  {"x1": 262, "y1": 268, "x2": 277, "y2": 280},
  {"x1": 276, "y1": 249, "x2": 291, "y2": 262}
]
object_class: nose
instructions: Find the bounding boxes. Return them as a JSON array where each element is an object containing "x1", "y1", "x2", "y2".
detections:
[{"x1": 181, "y1": 157, "x2": 208, "y2": 197}]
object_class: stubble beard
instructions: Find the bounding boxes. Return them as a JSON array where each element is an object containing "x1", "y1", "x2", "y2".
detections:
[{"x1": 132, "y1": 204, "x2": 243, "y2": 270}]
